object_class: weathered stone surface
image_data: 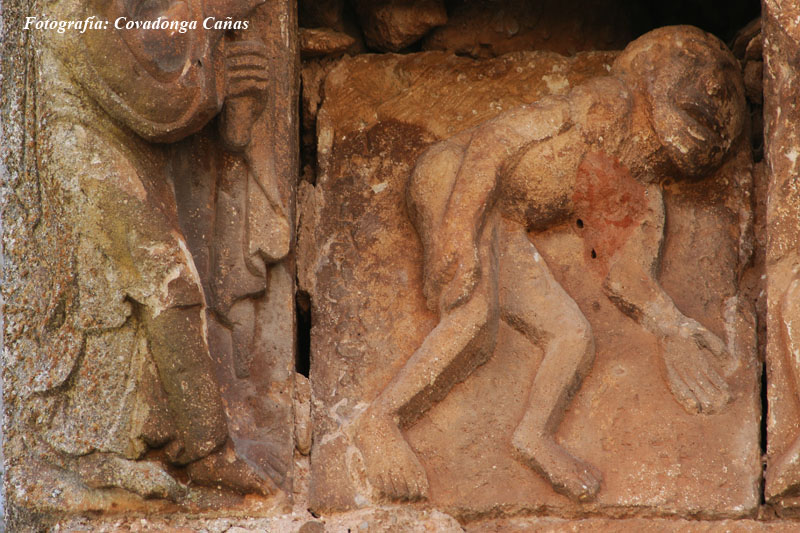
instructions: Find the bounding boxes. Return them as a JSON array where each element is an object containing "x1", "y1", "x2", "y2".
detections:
[
  {"x1": 763, "y1": 0, "x2": 800, "y2": 515},
  {"x1": 423, "y1": 0, "x2": 635, "y2": 58},
  {"x1": 298, "y1": 0, "x2": 365, "y2": 54},
  {"x1": 300, "y1": 28, "x2": 356, "y2": 58},
  {"x1": 299, "y1": 0, "x2": 347, "y2": 29},
  {"x1": 172, "y1": 0, "x2": 300, "y2": 499},
  {"x1": 352, "y1": 0, "x2": 447, "y2": 51},
  {"x1": 54, "y1": 514, "x2": 800, "y2": 533},
  {"x1": 733, "y1": 18, "x2": 764, "y2": 164},
  {"x1": 468, "y1": 518, "x2": 800, "y2": 532},
  {"x1": 301, "y1": 58, "x2": 342, "y2": 185},
  {"x1": 1, "y1": 0, "x2": 298, "y2": 526},
  {"x1": 55, "y1": 507, "x2": 464, "y2": 532},
  {"x1": 295, "y1": 373, "x2": 313, "y2": 456},
  {"x1": 304, "y1": 28, "x2": 760, "y2": 519}
]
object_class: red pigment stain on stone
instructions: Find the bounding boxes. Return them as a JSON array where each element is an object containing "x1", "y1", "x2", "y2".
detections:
[{"x1": 572, "y1": 151, "x2": 647, "y2": 276}]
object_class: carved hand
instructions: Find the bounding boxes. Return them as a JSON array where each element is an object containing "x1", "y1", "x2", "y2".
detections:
[
  {"x1": 221, "y1": 40, "x2": 271, "y2": 150},
  {"x1": 660, "y1": 318, "x2": 732, "y2": 414},
  {"x1": 225, "y1": 40, "x2": 271, "y2": 100}
]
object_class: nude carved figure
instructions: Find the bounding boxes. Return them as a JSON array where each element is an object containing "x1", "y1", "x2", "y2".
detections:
[{"x1": 353, "y1": 26, "x2": 746, "y2": 503}]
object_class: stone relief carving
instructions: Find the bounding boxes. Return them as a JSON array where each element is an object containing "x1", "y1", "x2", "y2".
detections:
[
  {"x1": 764, "y1": 0, "x2": 800, "y2": 509},
  {"x1": 351, "y1": 26, "x2": 747, "y2": 503},
  {"x1": 768, "y1": 275, "x2": 800, "y2": 500},
  {"x1": 2, "y1": 0, "x2": 296, "y2": 508},
  {"x1": 2, "y1": 0, "x2": 777, "y2": 526},
  {"x1": 305, "y1": 24, "x2": 758, "y2": 516}
]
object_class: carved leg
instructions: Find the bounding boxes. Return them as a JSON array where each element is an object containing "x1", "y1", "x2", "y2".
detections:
[
  {"x1": 498, "y1": 222, "x2": 601, "y2": 502},
  {"x1": 144, "y1": 302, "x2": 277, "y2": 496},
  {"x1": 229, "y1": 298, "x2": 258, "y2": 379},
  {"x1": 354, "y1": 217, "x2": 500, "y2": 502},
  {"x1": 142, "y1": 304, "x2": 228, "y2": 466},
  {"x1": 767, "y1": 435, "x2": 800, "y2": 500},
  {"x1": 767, "y1": 278, "x2": 800, "y2": 500}
]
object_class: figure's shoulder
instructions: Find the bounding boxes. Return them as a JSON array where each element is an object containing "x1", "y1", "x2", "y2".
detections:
[
  {"x1": 469, "y1": 93, "x2": 572, "y2": 150},
  {"x1": 571, "y1": 75, "x2": 630, "y2": 98},
  {"x1": 569, "y1": 77, "x2": 631, "y2": 119},
  {"x1": 568, "y1": 76, "x2": 632, "y2": 147}
]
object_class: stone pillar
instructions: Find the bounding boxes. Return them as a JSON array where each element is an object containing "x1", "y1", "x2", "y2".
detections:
[{"x1": 763, "y1": 0, "x2": 800, "y2": 514}]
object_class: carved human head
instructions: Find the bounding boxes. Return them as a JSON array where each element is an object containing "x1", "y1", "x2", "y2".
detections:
[{"x1": 612, "y1": 26, "x2": 746, "y2": 179}]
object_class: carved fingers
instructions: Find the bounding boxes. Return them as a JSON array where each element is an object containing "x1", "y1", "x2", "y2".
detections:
[
  {"x1": 225, "y1": 40, "x2": 271, "y2": 99},
  {"x1": 372, "y1": 466, "x2": 429, "y2": 503},
  {"x1": 661, "y1": 331, "x2": 732, "y2": 415},
  {"x1": 688, "y1": 319, "x2": 728, "y2": 359},
  {"x1": 221, "y1": 40, "x2": 270, "y2": 149}
]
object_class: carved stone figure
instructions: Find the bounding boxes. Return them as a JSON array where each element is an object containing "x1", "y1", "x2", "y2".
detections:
[
  {"x1": 1, "y1": 0, "x2": 295, "y2": 508},
  {"x1": 351, "y1": 25, "x2": 746, "y2": 503},
  {"x1": 171, "y1": 10, "x2": 299, "y2": 493},
  {"x1": 305, "y1": 25, "x2": 758, "y2": 515}
]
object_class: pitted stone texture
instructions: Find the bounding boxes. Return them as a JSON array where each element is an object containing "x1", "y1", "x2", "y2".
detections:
[
  {"x1": 763, "y1": 0, "x2": 800, "y2": 515},
  {"x1": 47, "y1": 515, "x2": 800, "y2": 532},
  {"x1": 352, "y1": 0, "x2": 447, "y2": 51},
  {"x1": 1, "y1": 0, "x2": 298, "y2": 526},
  {"x1": 298, "y1": 0, "x2": 365, "y2": 55},
  {"x1": 468, "y1": 518, "x2": 800, "y2": 532},
  {"x1": 304, "y1": 46, "x2": 759, "y2": 518},
  {"x1": 55, "y1": 508, "x2": 463, "y2": 533},
  {"x1": 300, "y1": 28, "x2": 357, "y2": 58}
]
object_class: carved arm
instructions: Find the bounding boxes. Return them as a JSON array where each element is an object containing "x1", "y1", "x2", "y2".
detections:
[{"x1": 603, "y1": 184, "x2": 732, "y2": 413}]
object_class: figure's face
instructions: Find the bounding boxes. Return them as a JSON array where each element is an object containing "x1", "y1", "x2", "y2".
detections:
[{"x1": 648, "y1": 43, "x2": 745, "y2": 179}]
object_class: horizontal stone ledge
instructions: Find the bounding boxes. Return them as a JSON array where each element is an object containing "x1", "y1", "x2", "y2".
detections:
[{"x1": 49, "y1": 514, "x2": 800, "y2": 532}]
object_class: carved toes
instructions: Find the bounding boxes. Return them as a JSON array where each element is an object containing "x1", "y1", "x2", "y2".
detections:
[{"x1": 354, "y1": 414, "x2": 430, "y2": 503}]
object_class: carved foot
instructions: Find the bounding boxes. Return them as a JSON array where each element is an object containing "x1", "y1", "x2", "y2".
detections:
[
  {"x1": 766, "y1": 436, "x2": 800, "y2": 501},
  {"x1": 186, "y1": 441, "x2": 278, "y2": 496},
  {"x1": 75, "y1": 453, "x2": 187, "y2": 501},
  {"x1": 512, "y1": 430, "x2": 601, "y2": 502},
  {"x1": 353, "y1": 411, "x2": 429, "y2": 502}
]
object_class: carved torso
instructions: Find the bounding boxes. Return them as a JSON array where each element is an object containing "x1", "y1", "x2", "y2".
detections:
[{"x1": 499, "y1": 77, "x2": 633, "y2": 231}]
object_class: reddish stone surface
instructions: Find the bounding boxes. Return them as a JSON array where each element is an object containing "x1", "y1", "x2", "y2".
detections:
[
  {"x1": 1, "y1": 0, "x2": 299, "y2": 528},
  {"x1": 763, "y1": 0, "x2": 800, "y2": 516},
  {"x1": 353, "y1": 0, "x2": 447, "y2": 51},
  {"x1": 303, "y1": 43, "x2": 760, "y2": 519},
  {"x1": 572, "y1": 152, "x2": 648, "y2": 275},
  {"x1": 468, "y1": 518, "x2": 800, "y2": 532}
]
